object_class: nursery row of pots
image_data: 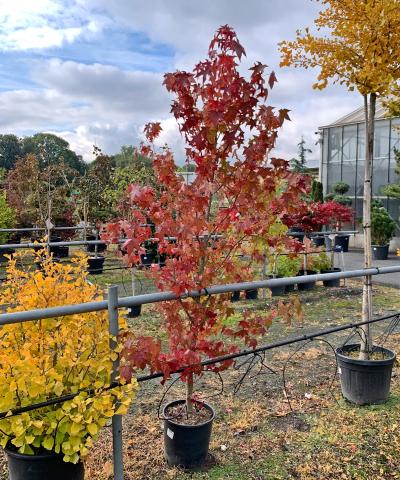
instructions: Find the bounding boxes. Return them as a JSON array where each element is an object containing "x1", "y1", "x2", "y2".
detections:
[{"x1": 230, "y1": 269, "x2": 342, "y2": 302}]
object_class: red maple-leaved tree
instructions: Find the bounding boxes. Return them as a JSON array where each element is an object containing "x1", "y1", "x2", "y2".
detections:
[{"x1": 104, "y1": 26, "x2": 307, "y2": 415}]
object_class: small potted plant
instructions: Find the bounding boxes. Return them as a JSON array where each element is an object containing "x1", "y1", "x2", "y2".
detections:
[
  {"x1": 0, "y1": 249, "x2": 137, "y2": 479},
  {"x1": 267, "y1": 254, "x2": 302, "y2": 295},
  {"x1": 371, "y1": 201, "x2": 396, "y2": 260},
  {"x1": 310, "y1": 250, "x2": 341, "y2": 287}
]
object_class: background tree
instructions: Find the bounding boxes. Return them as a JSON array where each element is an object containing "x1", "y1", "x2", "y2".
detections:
[
  {"x1": 290, "y1": 136, "x2": 312, "y2": 172},
  {"x1": 0, "y1": 194, "x2": 15, "y2": 244},
  {"x1": 280, "y1": 0, "x2": 400, "y2": 358},
  {"x1": 75, "y1": 154, "x2": 115, "y2": 227},
  {"x1": 0, "y1": 134, "x2": 22, "y2": 171},
  {"x1": 6, "y1": 154, "x2": 77, "y2": 228},
  {"x1": 113, "y1": 144, "x2": 152, "y2": 169},
  {"x1": 22, "y1": 133, "x2": 86, "y2": 174},
  {"x1": 310, "y1": 179, "x2": 324, "y2": 203},
  {"x1": 103, "y1": 153, "x2": 158, "y2": 218}
]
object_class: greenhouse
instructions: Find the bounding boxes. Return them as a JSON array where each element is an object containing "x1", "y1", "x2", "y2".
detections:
[{"x1": 319, "y1": 102, "x2": 400, "y2": 222}]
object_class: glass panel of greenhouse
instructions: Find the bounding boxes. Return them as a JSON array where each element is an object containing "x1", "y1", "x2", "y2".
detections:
[{"x1": 320, "y1": 105, "x2": 400, "y2": 224}]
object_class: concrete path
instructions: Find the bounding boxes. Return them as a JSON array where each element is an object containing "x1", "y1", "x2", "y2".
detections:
[{"x1": 335, "y1": 249, "x2": 400, "y2": 288}]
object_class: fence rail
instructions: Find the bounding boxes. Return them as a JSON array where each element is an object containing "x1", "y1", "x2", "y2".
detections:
[{"x1": 1, "y1": 266, "x2": 400, "y2": 479}]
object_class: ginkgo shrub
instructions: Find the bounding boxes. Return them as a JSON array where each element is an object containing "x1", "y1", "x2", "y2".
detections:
[
  {"x1": 0, "y1": 249, "x2": 137, "y2": 465},
  {"x1": 104, "y1": 25, "x2": 306, "y2": 433}
]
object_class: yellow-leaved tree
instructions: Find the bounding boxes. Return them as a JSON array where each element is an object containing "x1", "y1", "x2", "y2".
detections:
[
  {"x1": 0, "y1": 250, "x2": 138, "y2": 464},
  {"x1": 280, "y1": 0, "x2": 400, "y2": 358}
]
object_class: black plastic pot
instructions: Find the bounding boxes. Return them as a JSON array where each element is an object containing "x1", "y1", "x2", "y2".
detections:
[
  {"x1": 87, "y1": 256, "x2": 105, "y2": 274},
  {"x1": 140, "y1": 252, "x2": 156, "y2": 267},
  {"x1": 0, "y1": 247, "x2": 15, "y2": 263},
  {"x1": 231, "y1": 291, "x2": 241, "y2": 302},
  {"x1": 297, "y1": 269, "x2": 317, "y2": 291},
  {"x1": 336, "y1": 344, "x2": 396, "y2": 405},
  {"x1": 372, "y1": 244, "x2": 389, "y2": 260},
  {"x1": 5, "y1": 448, "x2": 84, "y2": 480},
  {"x1": 57, "y1": 246, "x2": 69, "y2": 258},
  {"x1": 312, "y1": 236, "x2": 325, "y2": 247},
  {"x1": 267, "y1": 275, "x2": 286, "y2": 296},
  {"x1": 127, "y1": 305, "x2": 142, "y2": 318},
  {"x1": 244, "y1": 288, "x2": 258, "y2": 300},
  {"x1": 49, "y1": 236, "x2": 61, "y2": 257},
  {"x1": 285, "y1": 283, "x2": 295, "y2": 293},
  {"x1": 163, "y1": 400, "x2": 215, "y2": 470},
  {"x1": 334, "y1": 235, "x2": 349, "y2": 252},
  {"x1": 320, "y1": 267, "x2": 341, "y2": 287},
  {"x1": 87, "y1": 235, "x2": 107, "y2": 253}
]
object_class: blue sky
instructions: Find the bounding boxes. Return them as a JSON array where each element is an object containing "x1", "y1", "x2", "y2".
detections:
[{"x1": 0, "y1": 0, "x2": 361, "y2": 163}]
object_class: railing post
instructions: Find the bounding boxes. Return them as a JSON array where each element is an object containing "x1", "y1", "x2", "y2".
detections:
[{"x1": 108, "y1": 285, "x2": 124, "y2": 480}]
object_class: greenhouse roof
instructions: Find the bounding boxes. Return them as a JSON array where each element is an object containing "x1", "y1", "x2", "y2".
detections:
[{"x1": 320, "y1": 100, "x2": 395, "y2": 128}]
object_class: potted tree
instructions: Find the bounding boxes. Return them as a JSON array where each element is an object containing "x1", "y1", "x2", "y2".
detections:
[
  {"x1": 0, "y1": 249, "x2": 137, "y2": 479},
  {"x1": 315, "y1": 201, "x2": 354, "y2": 252},
  {"x1": 280, "y1": 0, "x2": 400, "y2": 405},
  {"x1": 266, "y1": 252, "x2": 302, "y2": 296},
  {"x1": 104, "y1": 26, "x2": 306, "y2": 470},
  {"x1": 371, "y1": 201, "x2": 396, "y2": 260}
]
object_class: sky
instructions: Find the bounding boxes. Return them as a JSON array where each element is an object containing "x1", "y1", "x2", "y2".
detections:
[{"x1": 0, "y1": 0, "x2": 362, "y2": 164}]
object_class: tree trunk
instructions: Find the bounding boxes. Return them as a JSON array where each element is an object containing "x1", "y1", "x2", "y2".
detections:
[
  {"x1": 186, "y1": 373, "x2": 194, "y2": 416},
  {"x1": 360, "y1": 93, "x2": 376, "y2": 359}
]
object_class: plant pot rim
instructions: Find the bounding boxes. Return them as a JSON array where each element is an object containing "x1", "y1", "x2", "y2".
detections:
[
  {"x1": 297, "y1": 269, "x2": 317, "y2": 275},
  {"x1": 335, "y1": 343, "x2": 396, "y2": 366},
  {"x1": 372, "y1": 244, "x2": 389, "y2": 248},
  {"x1": 321, "y1": 267, "x2": 341, "y2": 273},
  {"x1": 4, "y1": 447, "x2": 65, "y2": 461},
  {"x1": 163, "y1": 399, "x2": 215, "y2": 428},
  {"x1": 88, "y1": 255, "x2": 104, "y2": 260}
]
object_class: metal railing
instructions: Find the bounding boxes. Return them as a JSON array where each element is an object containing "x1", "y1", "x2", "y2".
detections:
[{"x1": 1, "y1": 266, "x2": 400, "y2": 478}]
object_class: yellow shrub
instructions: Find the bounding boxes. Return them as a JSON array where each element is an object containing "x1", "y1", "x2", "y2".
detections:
[{"x1": 0, "y1": 249, "x2": 138, "y2": 463}]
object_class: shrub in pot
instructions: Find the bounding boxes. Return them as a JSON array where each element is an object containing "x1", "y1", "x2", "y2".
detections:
[
  {"x1": 104, "y1": 26, "x2": 306, "y2": 471},
  {"x1": 267, "y1": 254, "x2": 302, "y2": 295},
  {"x1": 371, "y1": 201, "x2": 396, "y2": 260},
  {"x1": 0, "y1": 250, "x2": 137, "y2": 478},
  {"x1": 310, "y1": 251, "x2": 341, "y2": 287}
]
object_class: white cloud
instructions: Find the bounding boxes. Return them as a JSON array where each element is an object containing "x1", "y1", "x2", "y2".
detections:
[
  {"x1": 0, "y1": 0, "x2": 365, "y2": 164},
  {"x1": 0, "y1": 0, "x2": 101, "y2": 50}
]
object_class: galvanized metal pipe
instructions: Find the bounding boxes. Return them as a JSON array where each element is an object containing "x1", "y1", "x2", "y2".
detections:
[
  {"x1": 108, "y1": 286, "x2": 124, "y2": 480},
  {"x1": 0, "y1": 226, "x2": 92, "y2": 232},
  {"x1": 1, "y1": 265, "x2": 400, "y2": 326}
]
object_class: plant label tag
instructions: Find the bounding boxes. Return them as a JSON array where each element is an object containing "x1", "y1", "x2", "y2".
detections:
[
  {"x1": 338, "y1": 367, "x2": 342, "y2": 375},
  {"x1": 167, "y1": 428, "x2": 174, "y2": 439}
]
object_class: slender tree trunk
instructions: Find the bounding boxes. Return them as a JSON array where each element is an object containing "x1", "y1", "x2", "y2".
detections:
[
  {"x1": 360, "y1": 92, "x2": 376, "y2": 359},
  {"x1": 186, "y1": 372, "x2": 194, "y2": 415}
]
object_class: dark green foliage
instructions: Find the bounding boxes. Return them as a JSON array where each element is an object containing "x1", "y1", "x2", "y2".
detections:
[
  {"x1": 382, "y1": 148, "x2": 400, "y2": 199},
  {"x1": 0, "y1": 194, "x2": 15, "y2": 244},
  {"x1": 113, "y1": 145, "x2": 152, "y2": 169},
  {"x1": 333, "y1": 181, "x2": 350, "y2": 195},
  {"x1": 325, "y1": 182, "x2": 352, "y2": 205},
  {"x1": 21, "y1": 133, "x2": 86, "y2": 174},
  {"x1": 371, "y1": 201, "x2": 396, "y2": 245},
  {"x1": 0, "y1": 134, "x2": 22, "y2": 170},
  {"x1": 310, "y1": 179, "x2": 324, "y2": 202},
  {"x1": 290, "y1": 136, "x2": 312, "y2": 173}
]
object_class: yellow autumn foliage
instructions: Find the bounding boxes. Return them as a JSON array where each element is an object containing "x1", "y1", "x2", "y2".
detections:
[
  {"x1": 279, "y1": 0, "x2": 400, "y2": 96},
  {"x1": 0, "y1": 249, "x2": 138, "y2": 463}
]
